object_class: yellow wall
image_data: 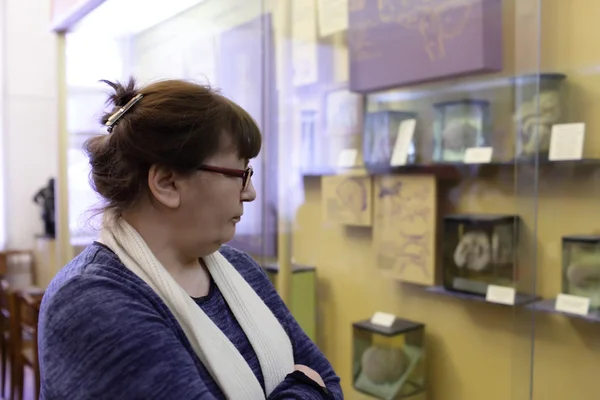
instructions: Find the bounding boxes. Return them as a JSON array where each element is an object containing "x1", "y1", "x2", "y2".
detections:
[{"x1": 291, "y1": 1, "x2": 600, "y2": 400}]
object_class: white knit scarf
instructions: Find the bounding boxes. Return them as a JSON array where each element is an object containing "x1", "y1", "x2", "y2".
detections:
[{"x1": 99, "y1": 218, "x2": 295, "y2": 399}]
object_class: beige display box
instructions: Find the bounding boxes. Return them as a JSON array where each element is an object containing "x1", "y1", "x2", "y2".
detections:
[
  {"x1": 322, "y1": 174, "x2": 373, "y2": 227},
  {"x1": 373, "y1": 174, "x2": 437, "y2": 286}
]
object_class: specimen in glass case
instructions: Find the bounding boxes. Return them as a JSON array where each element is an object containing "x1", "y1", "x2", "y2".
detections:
[
  {"x1": 442, "y1": 214, "x2": 519, "y2": 296},
  {"x1": 363, "y1": 110, "x2": 418, "y2": 169},
  {"x1": 353, "y1": 318, "x2": 425, "y2": 400},
  {"x1": 432, "y1": 99, "x2": 491, "y2": 162},
  {"x1": 562, "y1": 235, "x2": 600, "y2": 309},
  {"x1": 514, "y1": 73, "x2": 567, "y2": 159}
]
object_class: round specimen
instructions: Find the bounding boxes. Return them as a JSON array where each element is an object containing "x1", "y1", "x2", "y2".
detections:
[{"x1": 361, "y1": 345, "x2": 409, "y2": 385}]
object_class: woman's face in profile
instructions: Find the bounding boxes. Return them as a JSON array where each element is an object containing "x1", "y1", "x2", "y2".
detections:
[{"x1": 176, "y1": 147, "x2": 257, "y2": 253}]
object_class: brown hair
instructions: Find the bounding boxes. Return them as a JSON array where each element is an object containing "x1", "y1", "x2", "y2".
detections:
[{"x1": 84, "y1": 77, "x2": 262, "y2": 215}]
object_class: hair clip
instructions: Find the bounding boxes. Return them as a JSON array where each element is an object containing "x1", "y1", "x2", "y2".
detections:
[{"x1": 105, "y1": 93, "x2": 144, "y2": 132}]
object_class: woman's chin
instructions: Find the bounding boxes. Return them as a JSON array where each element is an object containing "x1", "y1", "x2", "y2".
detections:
[{"x1": 223, "y1": 225, "x2": 237, "y2": 243}]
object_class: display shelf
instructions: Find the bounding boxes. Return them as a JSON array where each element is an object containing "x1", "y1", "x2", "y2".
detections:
[
  {"x1": 525, "y1": 299, "x2": 600, "y2": 323},
  {"x1": 425, "y1": 285, "x2": 539, "y2": 306},
  {"x1": 517, "y1": 158, "x2": 600, "y2": 166},
  {"x1": 367, "y1": 163, "x2": 463, "y2": 179},
  {"x1": 302, "y1": 159, "x2": 600, "y2": 179},
  {"x1": 302, "y1": 163, "x2": 463, "y2": 179},
  {"x1": 537, "y1": 159, "x2": 600, "y2": 177}
]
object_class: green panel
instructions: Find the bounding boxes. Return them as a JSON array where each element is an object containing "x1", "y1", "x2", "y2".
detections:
[
  {"x1": 262, "y1": 265, "x2": 317, "y2": 342},
  {"x1": 290, "y1": 269, "x2": 317, "y2": 342}
]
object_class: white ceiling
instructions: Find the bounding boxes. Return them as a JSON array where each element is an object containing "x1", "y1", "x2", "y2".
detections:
[{"x1": 71, "y1": 0, "x2": 207, "y2": 38}]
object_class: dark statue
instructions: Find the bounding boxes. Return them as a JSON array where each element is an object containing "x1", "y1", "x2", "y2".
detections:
[{"x1": 33, "y1": 178, "x2": 56, "y2": 238}]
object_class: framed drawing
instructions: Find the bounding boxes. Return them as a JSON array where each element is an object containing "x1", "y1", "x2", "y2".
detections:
[
  {"x1": 373, "y1": 174, "x2": 437, "y2": 285},
  {"x1": 322, "y1": 174, "x2": 373, "y2": 227}
]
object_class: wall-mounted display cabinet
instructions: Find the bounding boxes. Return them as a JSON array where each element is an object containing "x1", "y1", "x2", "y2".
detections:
[{"x1": 56, "y1": 0, "x2": 600, "y2": 399}]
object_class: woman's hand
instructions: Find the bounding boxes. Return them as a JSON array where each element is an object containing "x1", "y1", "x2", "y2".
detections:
[{"x1": 294, "y1": 364, "x2": 325, "y2": 387}]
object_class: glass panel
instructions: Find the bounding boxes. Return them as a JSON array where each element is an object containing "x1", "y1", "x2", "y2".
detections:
[
  {"x1": 67, "y1": 1, "x2": 600, "y2": 399},
  {"x1": 65, "y1": 33, "x2": 128, "y2": 244},
  {"x1": 530, "y1": 0, "x2": 600, "y2": 399},
  {"x1": 128, "y1": 0, "x2": 275, "y2": 261},
  {"x1": 275, "y1": 0, "x2": 542, "y2": 399},
  {"x1": 65, "y1": 0, "x2": 274, "y2": 260},
  {"x1": 0, "y1": 0, "x2": 5, "y2": 249}
]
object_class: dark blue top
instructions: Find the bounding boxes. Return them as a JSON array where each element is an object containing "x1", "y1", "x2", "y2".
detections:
[{"x1": 38, "y1": 243, "x2": 343, "y2": 400}]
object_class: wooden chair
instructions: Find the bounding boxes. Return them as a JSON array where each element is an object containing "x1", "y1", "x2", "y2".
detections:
[
  {"x1": 0, "y1": 253, "x2": 7, "y2": 275},
  {"x1": 0, "y1": 279, "x2": 11, "y2": 398},
  {"x1": 12, "y1": 289, "x2": 43, "y2": 400}
]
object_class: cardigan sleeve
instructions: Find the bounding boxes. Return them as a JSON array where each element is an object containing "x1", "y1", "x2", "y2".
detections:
[
  {"x1": 38, "y1": 273, "x2": 216, "y2": 400},
  {"x1": 229, "y1": 250, "x2": 344, "y2": 400}
]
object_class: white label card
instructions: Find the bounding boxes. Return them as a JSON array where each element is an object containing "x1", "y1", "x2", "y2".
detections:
[
  {"x1": 464, "y1": 147, "x2": 493, "y2": 164},
  {"x1": 390, "y1": 119, "x2": 416, "y2": 167},
  {"x1": 555, "y1": 293, "x2": 590, "y2": 316},
  {"x1": 370, "y1": 312, "x2": 396, "y2": 328},
  {"x1": 336, "y1": 148, "x2": 358, "y2": 168},
  {"x1": 549, "y1": 123, "x2": 585, "y2": 161},
  {"x1": 486, "y1": 285, "x2": 516, "y2": 305}
]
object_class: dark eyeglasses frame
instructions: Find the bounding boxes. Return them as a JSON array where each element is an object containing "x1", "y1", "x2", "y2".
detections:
[{"x1": 197, "y1": 165, "x2": 254, "y2": 191}]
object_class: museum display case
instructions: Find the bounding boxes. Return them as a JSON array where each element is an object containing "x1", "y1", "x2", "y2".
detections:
[
  {"x1": 514, "y1": 73, "x2": 567, "y2": 160},
  {"x1": 363, "y1": 110, "x2": 419, "y2": 169},
  {"x1": 352, "y1": 317, "x2": 426, "y2": 400},
  {"x1": 53, "y1": 0, "x2": 600, "y2": 399},
  {"x1": 442, "y1": 214, "x2": 519, "y2": 296},
  {"x1": 561, "y1": 235, "x2": 600, "y2": 309},
  {"x1": 432, "y1": 99, "x2": 491, "y2": 162}
]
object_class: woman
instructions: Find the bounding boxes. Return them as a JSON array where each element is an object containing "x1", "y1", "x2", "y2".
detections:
[{"x1": 38, "y1": 78, "x2": 343, "y2": 399}]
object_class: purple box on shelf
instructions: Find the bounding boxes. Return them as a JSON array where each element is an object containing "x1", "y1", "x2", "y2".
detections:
[{"x1": 348, "y1": 0, "x2": 503, "y2": 93}]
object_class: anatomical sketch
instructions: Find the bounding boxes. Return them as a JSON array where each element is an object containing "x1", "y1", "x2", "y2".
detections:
[
  {"x1": 322, "y1": 175, "x2": 373, "y2": 227},
  {"x1": 374, "y1": 175, "x2": 436, "y2": 285}
]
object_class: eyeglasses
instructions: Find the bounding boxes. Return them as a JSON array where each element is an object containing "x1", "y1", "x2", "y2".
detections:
[{"x1": 197, "y1": 165, "x2": 254, "y2": 191}]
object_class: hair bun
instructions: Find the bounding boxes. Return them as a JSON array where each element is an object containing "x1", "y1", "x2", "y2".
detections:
[
  {"x1": 99, "y1": 78, "x2": 139, "y2": 125},
  {"x1": 101, "y1": 78, "x2": 138, "y2": 107}
]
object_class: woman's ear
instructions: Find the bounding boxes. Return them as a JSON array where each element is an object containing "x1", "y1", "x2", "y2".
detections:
[{"x1": 147, "y1": 165, "x2": 181, "y2": 209}]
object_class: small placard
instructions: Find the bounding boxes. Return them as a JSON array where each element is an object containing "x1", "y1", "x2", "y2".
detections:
[
  {"x1": 337, "y1": 148, "x2": 358, "y2": 168},
  {"x1": 464, "y1": 147, "x2": 493, "y2": 164},
  {"x1": 370, "y1": 312, "x2": 396, "y2": 328},
  {"x1": 485, "y1": 285, "x2": 516, "y2": 305},
  {"x1": 549, "y1": 123, "x2": 585, "y2": 161},
  {"x1": 555, "y1": 293, "x2": 590, "y2": 316},
  {"x1": 390, "y1": 119, "x2": 416, "y2": 166}
]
